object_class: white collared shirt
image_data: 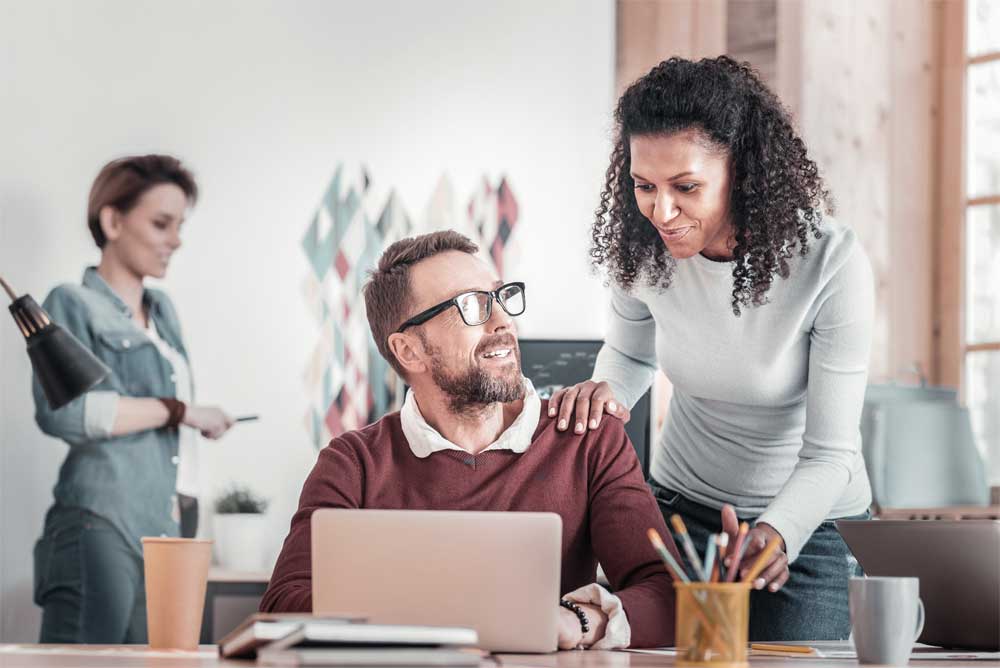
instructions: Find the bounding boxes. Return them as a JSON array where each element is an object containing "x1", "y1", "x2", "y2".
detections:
[{"x1": 398, "y1": 376, "x2": 633, "y2": 649}]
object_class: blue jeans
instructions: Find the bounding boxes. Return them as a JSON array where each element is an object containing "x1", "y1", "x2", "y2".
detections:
[
  {"x1": 648, "y1": 480, "x2": 869, "y2": 641},
  {"x1": 33, "y1": 506, "x2": 147, "y2": 643}
]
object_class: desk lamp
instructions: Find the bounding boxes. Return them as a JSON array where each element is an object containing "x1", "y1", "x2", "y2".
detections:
[{"x1": 2, "y1": 275, "x2": 110, "y2": 409}]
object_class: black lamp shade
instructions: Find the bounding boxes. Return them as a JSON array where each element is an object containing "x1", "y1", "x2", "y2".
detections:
[{"x1": 9, "y1": 295, "x2": 111, "y2": 410}]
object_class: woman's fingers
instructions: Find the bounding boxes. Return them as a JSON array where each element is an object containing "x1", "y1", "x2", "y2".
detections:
[
  {"x1": 547, "y1": 388, "x2": 566, "y2": 418},
  {"x1": 755, "y1": 552, "x2": 789, "y2": 591},
  {"x1": 556, "y1": 386, "x2": 581, "y2": 431},
  {"x1": 573, "y1": 392, "x2": 592, "y2": 434},
  {"x1": 720, "y1": 504, "x2": 740, "y2": 551},
  {"x1": 737, "y1": 531, "x2": 768, "y2": 576},
  {"x1": 550, "y1": 381, "x2": 627, "y2": 433}
]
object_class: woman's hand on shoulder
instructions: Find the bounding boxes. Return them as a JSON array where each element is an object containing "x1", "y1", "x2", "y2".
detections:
[
  {"x1": 548, "y1": 380, "x2": 629, "y2": 434},
  {"x1": 183, "y1": 405, "x2": 235, "y2": 439}
]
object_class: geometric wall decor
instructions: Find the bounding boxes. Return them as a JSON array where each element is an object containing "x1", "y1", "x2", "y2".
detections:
[{"x1": 302, "y1": 165, "x2": 520, "y2": 450}]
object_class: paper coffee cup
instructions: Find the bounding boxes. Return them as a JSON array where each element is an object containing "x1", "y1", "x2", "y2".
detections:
[{"x1": 142, "y1": 537, "x2": 213, "y2": 650}]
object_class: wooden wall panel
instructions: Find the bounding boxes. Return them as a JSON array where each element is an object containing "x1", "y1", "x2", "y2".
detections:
[
  {"x1": 617, "y1": 0, "x2": 944, "y2": 386},
  {"x1": 797, "y1": 0, "x2": 894, "y2": 381},
  {"x1": 616, "y1": 0, "x2": 726, "y2": 94}
]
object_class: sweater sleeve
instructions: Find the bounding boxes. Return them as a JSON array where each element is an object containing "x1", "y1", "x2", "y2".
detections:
[
  {"x1": 757, "y1": 245, "x2": 875, "y2": 561},
  {"x1": 586, "y1": 419, "x2": 681, "y2": 648},
  {"x1": 259, "y1": 438, "x2": 364, "y2": 613},
  {"x1": 592, "y1": 284, "x2": 658, "y2": 411}
]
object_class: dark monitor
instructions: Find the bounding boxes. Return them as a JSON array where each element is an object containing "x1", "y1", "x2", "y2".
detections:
[{"x1": 518, "y1": 339, "x2": 652, "y2": 479}]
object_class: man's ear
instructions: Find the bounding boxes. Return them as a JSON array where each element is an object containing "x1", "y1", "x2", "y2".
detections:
[
  {"x1": 387, "y1": 332, "x2": 427, "y2": 377},
  {"x1": 99, "y1": 205, "x2": 122, "y2": 243}
]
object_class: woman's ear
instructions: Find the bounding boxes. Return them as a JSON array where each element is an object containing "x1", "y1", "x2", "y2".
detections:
[
  {"x1": 387, "y1": 332, "x2": 427, "y2": 377},
  {"x1": 99, "y1": 205, "x2": 122, "y2": 243}
]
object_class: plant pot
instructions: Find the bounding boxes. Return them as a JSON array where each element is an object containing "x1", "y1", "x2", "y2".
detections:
[{"x1": 213, "y1": 513, "x2": 267, "y2": 571}]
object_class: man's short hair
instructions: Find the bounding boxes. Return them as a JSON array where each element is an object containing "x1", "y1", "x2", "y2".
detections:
[{"x1": 363, "y1": 230, "x2": 479, "y2": 377}]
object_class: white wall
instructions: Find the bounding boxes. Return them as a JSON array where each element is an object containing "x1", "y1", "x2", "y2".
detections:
[{"x1": 0, "y1": 0, "x2": 615, "y2": 641}]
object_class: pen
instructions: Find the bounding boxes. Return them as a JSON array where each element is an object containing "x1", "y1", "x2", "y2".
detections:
[
  {"x1": 670, "y1": 515, "x2": 705, "y2": 581},
  {"x1": 235, "y1": 415, "x2": 259, "y2": 423},
  {"x1": 724, "y1": 522, "x2": 749, "y2": 582}
]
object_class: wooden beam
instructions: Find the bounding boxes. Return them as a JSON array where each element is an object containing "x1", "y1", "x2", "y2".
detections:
[
  {"x1": 968, "y1": 195, "x2": 1000, "y2": 207},
  {"x1": 966, "y1": 342, "x2": 1000, "y2": 353},
  {"x1": 968, "y1": 51, "x2": 1000, "y2": 65},
  {"x1": 933, "y1": 0, "x2": 966, "y2": 389}
]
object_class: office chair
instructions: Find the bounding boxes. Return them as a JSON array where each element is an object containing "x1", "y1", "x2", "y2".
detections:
[
  {"x1": 863, "y1": 396, "x2": 989, "y2": 508},
  {"x1": 517, "y1": 339, "x2": 653, "y2": 478}
]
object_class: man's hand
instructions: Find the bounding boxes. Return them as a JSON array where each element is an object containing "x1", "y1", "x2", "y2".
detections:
[
  {"x1": 720, "y1": 504, "x2": 789, "y2": 592},
  {"x1": 556, "y1": 602, "x2": 609, "y2": 650},
  {"x1": 557, "y1": 607, "x2": 583, "y2": 649}
]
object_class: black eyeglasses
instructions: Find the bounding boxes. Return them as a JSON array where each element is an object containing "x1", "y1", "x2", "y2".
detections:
[{"x1": 396, "y1": 282, "x2": 526, "y2": 334}]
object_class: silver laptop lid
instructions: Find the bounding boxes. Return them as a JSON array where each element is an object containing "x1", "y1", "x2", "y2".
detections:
[
  {"x1": 312, "y1": 509, "x2": 562, "y2": 653},
  {"x1": 837, "y1": 519, "x2": 1000, "y2": 651}
]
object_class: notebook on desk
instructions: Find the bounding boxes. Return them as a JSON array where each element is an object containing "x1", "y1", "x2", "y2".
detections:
[{"x1": 218, "y1": 613, "x2": 364, "y2": 658}]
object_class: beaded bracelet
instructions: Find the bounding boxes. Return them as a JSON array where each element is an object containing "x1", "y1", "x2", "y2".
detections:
[{"x1": 559, "y1": 599, "x2": 590, "y2": 634}]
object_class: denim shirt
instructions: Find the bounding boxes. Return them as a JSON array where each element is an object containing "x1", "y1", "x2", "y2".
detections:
[{"x1": 33, "y1": 267, "x2": 190, "y2": 556}]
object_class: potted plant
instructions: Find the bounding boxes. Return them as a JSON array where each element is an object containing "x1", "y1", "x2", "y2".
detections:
[{"x1": 213, "y1": 484, "x2": 270, "y2": 572}]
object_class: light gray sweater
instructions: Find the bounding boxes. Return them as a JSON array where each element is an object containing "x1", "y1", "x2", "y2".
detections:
[{"x1": 593, "y1": 217, "x2": 873, "y2": 562}]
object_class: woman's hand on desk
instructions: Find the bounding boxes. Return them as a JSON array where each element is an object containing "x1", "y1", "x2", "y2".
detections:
[
  {"x1": 721, "y1": 504, "x2": 789, "y2": 592},
  {"x1": 557, "y1": 602, "x2": 608, "y2": 649},
  {"x1": 183, "y1": 405, "x2": 235, "y2": 439},
  {"x1": 548, "y1": 381, "x2": 630, "y2": 434}
]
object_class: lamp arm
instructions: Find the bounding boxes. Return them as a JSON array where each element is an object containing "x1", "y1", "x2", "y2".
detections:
[{"x1": 0, "y1": 275, "x2": 17, "y2": 302}]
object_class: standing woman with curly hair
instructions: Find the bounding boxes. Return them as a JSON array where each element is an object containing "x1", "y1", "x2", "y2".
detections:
[{"x1": 549, "y1": 56, "x2": 873, "y2": 640}]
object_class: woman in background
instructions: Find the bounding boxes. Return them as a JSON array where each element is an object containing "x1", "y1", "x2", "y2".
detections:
[
  {"x1": 550, "y1": 56, "x2": 874, "y2": 640},
  {"x1": 32, "y1": 155, "x2": 234, "y2": 642}
]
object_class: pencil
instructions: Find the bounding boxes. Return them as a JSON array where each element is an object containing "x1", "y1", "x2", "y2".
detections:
[
  {"x1": 703, "y1": 534, "x2": 717, "y2": 583},
  {"x1": 646, "y1": 528, "x2": 690, "y2": 583},
  {"x1": 670, "y1": 515, "x2": 705, "y2": 581},
  {"x1": 750, "y1": 644, "x2": 817, "y2": 655},
  {"x1": 712, "y1": 533, "x2": 728, "y2": 583},
  {"x1": 724, "y1": 522, "x2": 749, "y2": 582},
  {"x1": 741, "y1": 535, "x2": 783, "y2": 585}
]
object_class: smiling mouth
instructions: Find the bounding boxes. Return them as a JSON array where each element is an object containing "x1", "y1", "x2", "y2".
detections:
[
  {"x1": 658, "y1": 226, "x2": 693, "y2": 240},
  {"x1": 481, "y1": 348, "x2": 512, "y2": 360}
]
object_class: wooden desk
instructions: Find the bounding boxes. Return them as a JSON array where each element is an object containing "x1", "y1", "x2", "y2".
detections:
[{"x1": 0, "y1": 643, "x2": 994, "y2": 668}]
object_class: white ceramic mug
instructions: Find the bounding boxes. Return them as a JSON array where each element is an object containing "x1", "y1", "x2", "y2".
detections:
[{"x1": 849, "y1": 576, "x2": 925, "y2": 665}]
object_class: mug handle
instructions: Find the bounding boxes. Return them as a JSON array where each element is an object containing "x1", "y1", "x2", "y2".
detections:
[{"x1": 912, "y1": 597, "x2": 926, "y2": 643}]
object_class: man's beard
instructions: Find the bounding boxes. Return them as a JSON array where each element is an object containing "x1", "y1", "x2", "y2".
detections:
[{"x1": 420, "y1": 333, "x2": 526, "y2": 414}]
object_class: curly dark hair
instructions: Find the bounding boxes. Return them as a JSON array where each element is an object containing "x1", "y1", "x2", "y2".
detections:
[{"x1": 591, "y1": 56, "x2": 832, "y2": 315}]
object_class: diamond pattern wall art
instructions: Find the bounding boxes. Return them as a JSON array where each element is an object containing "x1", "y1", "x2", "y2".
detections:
[{"x1": 302, "y1": 165, "x2": 520, "y2": 450}]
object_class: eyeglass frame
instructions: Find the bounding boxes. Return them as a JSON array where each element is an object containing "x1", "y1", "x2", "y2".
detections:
[{"x1": 394, "y1": 281, "x2": 526, "y2": 334}]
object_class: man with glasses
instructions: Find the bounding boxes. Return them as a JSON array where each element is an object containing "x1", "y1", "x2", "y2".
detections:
[{"x1": 261, "y1": 231, "x2": 678, "y2": 649}]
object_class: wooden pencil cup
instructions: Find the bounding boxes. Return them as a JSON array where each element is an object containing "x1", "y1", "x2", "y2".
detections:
[{"x1": 675, "y1": 582, "x2": 751, "y2": 668}]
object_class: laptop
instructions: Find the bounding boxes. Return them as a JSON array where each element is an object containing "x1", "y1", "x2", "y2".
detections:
[
  {"x1": 837, "y1": 519, "x2": 1000, "y2": 650},
  {"x1": 312, "y1": 509, "x2": 562, "y2": 652}
]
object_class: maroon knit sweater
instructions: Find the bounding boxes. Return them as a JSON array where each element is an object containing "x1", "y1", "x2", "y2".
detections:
[{"x1": 260, "y1": 400, "x2": 679, "y2": 647}]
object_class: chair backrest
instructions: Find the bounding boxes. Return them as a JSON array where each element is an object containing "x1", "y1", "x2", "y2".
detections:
[
  {"x1": 518, "y1": 339, "x2": 652, "y2": 478},
  {"x1": 861, "y1": 383, "x2": 957, "y2": 506},
  {"x1": 865, "y1": 397, "x2": 989, "y2": 508}
]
